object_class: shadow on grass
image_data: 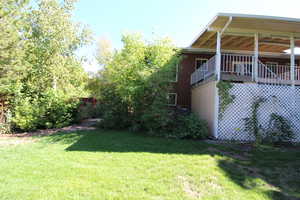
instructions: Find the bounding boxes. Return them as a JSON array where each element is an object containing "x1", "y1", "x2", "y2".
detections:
[{"x1": 43, "y1": 129, "x2": 300, "y2": 200}]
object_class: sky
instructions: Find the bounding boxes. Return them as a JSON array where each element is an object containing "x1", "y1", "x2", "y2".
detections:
[{"x1": 73, "y1": 0, "x2": 300, "y2": 72}]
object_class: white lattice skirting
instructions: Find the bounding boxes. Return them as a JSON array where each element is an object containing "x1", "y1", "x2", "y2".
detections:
[{"x1": 218, "y1": 83, "x2": 300, "y2": 142}]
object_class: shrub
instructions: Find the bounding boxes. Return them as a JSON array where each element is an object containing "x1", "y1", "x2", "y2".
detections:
[
  {"x1": 169, "y1": 113, "x2": 209, "y2": 139},
  {"x1": 12, "y1": 97, "x2": 41, "y2": 131},
  {"x1": 0, "y1": 107, "x2": 12, "y2": 134},
  {"x1": 243, "y1": 97, "x2": 266, "y2": 144},
  {"x1": 243, "y1": 97, "x2": 295, "y2": 145},
  {"x1": 11, "y1": 91, "x2": 79, "y2": 131},
  {"x1": 139, "y1": 99, "x2": 173, "y2": 133},
  {"x1": 41, "y1": 97, "x2": 79, "y2": 129},
  {"x1": 0, "y1": 123, "x2": 11, "y2": 134},
  {"x1": 75, "y1": 102, "x2": 102, "y2": 122},
  {"x1": 96, "y1": 82, "x2": 132, "y2": 129},
  {"x1": 264, "y1": 113, "x2": 294, "y2": 143},
  {"x1": 97, "y1": 110, "x2": 131, "y2": 130}
]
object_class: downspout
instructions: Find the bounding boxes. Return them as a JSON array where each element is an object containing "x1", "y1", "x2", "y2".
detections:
[
  {"x1": 214, "y1": 16, "x2": 232, "y2": 139},
  {"x1": 290, "y1": 35, "x2": 295, "y2": 89},
  {"x1": 290, "y1": 35, "x2": 296, "y2": 115},
  {"x1": 254, "y1": 33, "x2": 259, "y2": 82}
]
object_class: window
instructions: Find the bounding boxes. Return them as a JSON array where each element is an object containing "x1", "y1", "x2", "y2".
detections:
[
  {"x1": 195, "y1": 58, "x2": 208, "y2": 70},
  {"x1": 167, "y1": 93, "x2": 177, "y2": 106},
  {"x1": 170, "y1": 63, "x2": 179, "y2": 82}
]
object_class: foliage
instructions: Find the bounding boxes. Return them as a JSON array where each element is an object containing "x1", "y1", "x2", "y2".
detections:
[
  {"x1": 96, "y1": 83, "x2": 131, "y2": 129},
  {"x1": 244, "y1": 97, "x2": 294, "y2": 145},
  {"x1": 0, "y1": 0, "x2": 29, "y2": 95},
  {"x1": 21, "y1": 0, "x2": 91, "y2": 98},
  {"x1": 12, "y1": 90, "x2": 79, "y2": 131},
  {"x1": 95, "y1": 37, "x2": 113, "y2": 66},
  {"x1": 85, "y1": 72, "x2": 104, "y2": 98},
  {"x1": 217, "y1": 81, "x2": 235, "y2": 119},
  {"x1": 170, "y1": 113, "x2": 209, "y2": 139},
  {"x1": 265, "y1": 113, "x2": 294, "y2": 143},
  {"x1": 0, "y1": 0, "x2": 92, "y2": 132},
  {"x1": 243, "y1": 97, "x2": 266, "y2": 144},
  {"x1": 75, "y1": 102, "x2": 102, "y2": 122},
  {"x1": 0, "y1": 123, "x2": 11, "y2": 135},
  {"x1": 0, "y1": 110, "x2": 11, "y2": 134},
  {"x1": 95, "y1": 34, "x2": 186, "y2": 134},
  {"x1": 93, "y1": 34, "x2": 209, "y2": 138}
]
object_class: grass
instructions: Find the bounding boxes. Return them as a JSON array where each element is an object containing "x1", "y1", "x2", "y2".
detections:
[{"x1": 0, "y1": 130, "x2": 300, "y2": 200}]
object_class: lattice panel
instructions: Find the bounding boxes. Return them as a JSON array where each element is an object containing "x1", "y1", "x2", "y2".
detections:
[{"x1": 218, "y1": 83, "x2": 300, "y2": 142}]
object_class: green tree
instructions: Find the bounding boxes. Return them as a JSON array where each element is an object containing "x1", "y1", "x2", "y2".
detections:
[
  {"x1": 95, "y1": 37, "x2": 113, "y2": 66},
  {"x1": 96, "y1": 33, "x2": 181, "y2": 131},
  {"x1": 0, "y1": 0, "x2": 29, "y2": 95},
  {"x1": 94, "y1": 34, "x2": 208, "y2": 139},
  {"x1": 2, "y1": 0, "x2": 93, "y2": 131},
  {"x1": 22, "y1": 0, "x2": 91, "y2": 98}
]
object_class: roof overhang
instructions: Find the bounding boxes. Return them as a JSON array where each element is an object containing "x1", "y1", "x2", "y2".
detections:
[{"x1": 190, "y1": 13, "x2": 300, "y2": 53}]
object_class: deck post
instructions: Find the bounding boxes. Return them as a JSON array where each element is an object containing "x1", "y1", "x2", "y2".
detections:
[
  {"x1": 213, "y1": 31, "x2": 221, "y2": 139},
  {"x1": 290, "y1": 35, "x2": 295, "y2": 88},
  {"x1": 254, "y1": 33, "x2": 259, "y2": 82},
  {"x1": 216, "y1": 31, "x2": 221, "y2": 81}
]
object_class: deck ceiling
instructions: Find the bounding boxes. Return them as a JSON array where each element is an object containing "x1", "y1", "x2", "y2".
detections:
[{"x1": 191, "y1": 13, "x2": 300, "y2": 53}]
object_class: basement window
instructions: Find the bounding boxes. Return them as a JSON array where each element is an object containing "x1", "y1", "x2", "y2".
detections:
[{"x1": 167, "y1": 93, "x2": 177, "y2": 106}]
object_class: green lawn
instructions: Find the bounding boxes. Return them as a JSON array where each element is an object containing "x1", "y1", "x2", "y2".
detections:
[{"x1": 0, "y1": 130, "x2": 300, "y2": 200}]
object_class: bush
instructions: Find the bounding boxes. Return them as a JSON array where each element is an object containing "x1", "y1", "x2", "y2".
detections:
[
  {"x1": 139, "y1": 99, "x2": 173, "y2": 133},
  {"x1": 97, "y1": 110, "x2": 131, "y2": 130},
  {"x1": 96, "y1": 82, "x2": 132, "y2": 129},
  {"x1": 169, "y1": 113, "x2": 209, "y2": 139},
  {"x1": 75, "y1": 102, "x2": 102, "y2": 122},
  {"x1": 0, "y1": 123, "x2": 11, "y2": 134},
  {"x1": 11, "y1": 98, "x2": 41, "y2": 131},
  {"x1": 0, "y1": 108, "x2": 12, "y2": 134},
  {"x1": 264, "y1": 113, "x2": 294, "y2": 143},
  {"x1": 11, "y1": 91, "x2": 79, "y2": 131}
]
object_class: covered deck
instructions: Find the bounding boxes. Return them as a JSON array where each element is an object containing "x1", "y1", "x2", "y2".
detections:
[
  {"x1": 191, "y1": 53, "x2": 300, "y2": 85},
  {"x1": 189, "y1": 13, "x2": 300, "y2": 86}
]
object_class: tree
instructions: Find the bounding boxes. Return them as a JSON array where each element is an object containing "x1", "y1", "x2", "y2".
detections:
[
  {"x1": 95, "y1": 36, "x2": 113, "y2": 66},
  {"x1": 95, "y1": 33, "x2": 181, "y2": 131},
  {"x1": 0, "y1": 0, "x2": 29, "y2": 95},
  {"x1": 22, "y1": 0, "x2": 91, "y2": 97},
  {"x1": 1, "y1": 0, "x2": 93, "y2": 131}
]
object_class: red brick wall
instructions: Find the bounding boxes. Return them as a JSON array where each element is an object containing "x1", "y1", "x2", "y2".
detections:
[{"x1": 174, "y1": 52, "x2": 214, "y2": 109}]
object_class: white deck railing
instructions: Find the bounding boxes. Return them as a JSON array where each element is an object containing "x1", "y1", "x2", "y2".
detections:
[
  {"x1": 190, "y1": 53, "x2": 299, "y2": 85},
  {"x1": 257, "y1": 60, "x2": 280, "y2": 85},
  {"x1": 221, "y1": 54, "x2": 253, "y2": 77},
  {"x1": 190, "y1": 56, "x2": 216, "y2": 85}
]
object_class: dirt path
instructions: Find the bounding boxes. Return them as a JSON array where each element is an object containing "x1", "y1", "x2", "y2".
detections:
[{"x1": 0, "y1": 118, "x2": 99, "y2": 139}]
